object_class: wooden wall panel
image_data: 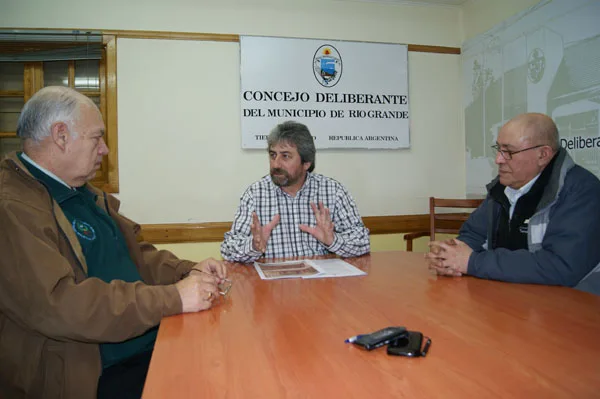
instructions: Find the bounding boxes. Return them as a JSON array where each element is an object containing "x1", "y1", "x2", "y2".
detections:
[
  {"x1": 140, "y1": 214, "x2": 468, "y2": 244},
  {"x1": 140, "y1": 213, "x2": 473, "y2": 244}
]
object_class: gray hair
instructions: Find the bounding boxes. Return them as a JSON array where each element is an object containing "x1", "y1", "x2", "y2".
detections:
[
  {"x1": 267, "y1": 121, "x2": 316, "y2": 172},
  {"x1": 17, "y1": 86, "x2": 95, "y2": 142}
]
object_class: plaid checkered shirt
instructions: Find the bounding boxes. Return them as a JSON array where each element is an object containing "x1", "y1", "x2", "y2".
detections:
[{"x1": 221, "y1": 173, "x2": 370, "y2": 263}]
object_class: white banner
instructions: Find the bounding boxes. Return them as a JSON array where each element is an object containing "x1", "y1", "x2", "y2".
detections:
[{"x1": 240, "y1": 36, "x2": 410, "y2": 149}]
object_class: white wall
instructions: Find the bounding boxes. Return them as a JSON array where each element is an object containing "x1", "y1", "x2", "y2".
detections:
[
  {"x1": 1, "y1": 0, "x2": 461, "y2": 47},
  {"x1": 116, "y1": 39, "x2": 464, "y2": 223},
  {"x1": 2, "y1": 0, "x2": 467, "y2": 223}
]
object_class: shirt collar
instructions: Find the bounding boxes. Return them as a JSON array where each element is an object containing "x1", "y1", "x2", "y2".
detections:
[
  {"x1": 296, "y1": 172, "x2": 313, "y2": 196},
  {"x1": 20, "y1": 152, "x2": 73, "y2": 190},
  {"x1": 19, "y1": 152, "x2": 82, "y2": 203},
  {"x1": 504, "y1": 173, "x2": 541, "y2": 207}
]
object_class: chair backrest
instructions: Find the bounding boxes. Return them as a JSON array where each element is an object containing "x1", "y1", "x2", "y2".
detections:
[{"x1": 429, "y1": 197, "x2": 484, "y2": 242}]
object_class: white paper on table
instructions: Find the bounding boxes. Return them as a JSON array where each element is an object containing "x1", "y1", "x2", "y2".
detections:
[{"x1": 302, "y1": 259, "x2": 366, "y2": 279}]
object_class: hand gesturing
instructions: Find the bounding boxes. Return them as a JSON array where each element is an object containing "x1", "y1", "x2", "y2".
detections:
[
  {"x1": 251, "y1": 212, "x2": 280, "y2": 253},
  {"x1": 299, "y1": 201, "x2": 335, "y2": 246}
]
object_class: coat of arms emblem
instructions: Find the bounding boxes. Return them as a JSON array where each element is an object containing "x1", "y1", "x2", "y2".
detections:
[{"x1": 313, "y1": 45, "x2": 342, "y2": 87}]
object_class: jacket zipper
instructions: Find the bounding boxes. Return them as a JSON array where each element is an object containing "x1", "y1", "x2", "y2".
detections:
[
  {"x1": 101, "y1": 192, "x2": 120, "y2": 241},
  {"x1": 11, "y1": 161, "x2": 88, "y2": 277},
  {"x1": 52, "y1": 205, "x2": 88, "y2": 278}
]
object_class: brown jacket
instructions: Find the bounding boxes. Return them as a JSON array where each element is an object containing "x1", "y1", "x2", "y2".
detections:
[{"x1": 0, "y1": 152, "x2": 195, "y2": 399}]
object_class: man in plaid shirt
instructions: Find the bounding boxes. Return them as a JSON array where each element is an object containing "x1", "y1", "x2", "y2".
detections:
[{"x1": 221, "y1": 121, "x2": 370, "y2": 263}]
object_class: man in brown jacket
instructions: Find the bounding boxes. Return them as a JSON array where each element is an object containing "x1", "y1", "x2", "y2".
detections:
[{"x1": 0, "y1": 86, "x2": 227, "y2": 399}]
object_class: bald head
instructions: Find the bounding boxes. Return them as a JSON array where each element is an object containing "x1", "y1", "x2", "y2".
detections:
[
  {"x1": 495, "y1": 113, "x2": 560, "y2": 189},
  {"x1": 17, "y1": 86, "x2": 97, "y2": 144},
  {"x1": 507, "y1": 113, "x2": 559, "y2": 151}
]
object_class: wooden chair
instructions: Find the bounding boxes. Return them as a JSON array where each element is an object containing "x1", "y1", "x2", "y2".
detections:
[{"x1": 404, "y1": 197, "x2": 484, "y2": 251}]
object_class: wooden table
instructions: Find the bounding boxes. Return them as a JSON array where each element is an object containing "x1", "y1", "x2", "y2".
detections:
[{"x1": 143, "y1": 251, "x2": 600, "y2": 398}]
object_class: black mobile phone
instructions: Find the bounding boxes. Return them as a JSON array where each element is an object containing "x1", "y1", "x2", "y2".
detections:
[
  {"x1": 387, "y1": 331, "x2": 431, "y2": 357},
  {"x1": 352, "y1": 327, "x2": 407, "y2": 351}
]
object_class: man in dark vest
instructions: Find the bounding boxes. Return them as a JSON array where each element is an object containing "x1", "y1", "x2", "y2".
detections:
[{"x1": 425, "y1": 113, "x2": 600, "y2": 295}]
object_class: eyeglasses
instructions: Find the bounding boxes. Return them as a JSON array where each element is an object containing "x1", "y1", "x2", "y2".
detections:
[
  {"x1": 217, "y1": 278, "x2": 233, "y2": 296},
  {"x1": 491, "y1": 144, "x2": 545, "y2": 160},
  {"x1": 191, "y1": 268, "x2": 233, "y2": 297}
]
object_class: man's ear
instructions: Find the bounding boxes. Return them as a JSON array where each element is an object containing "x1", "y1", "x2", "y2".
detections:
[
  {"x1": 302, "y1": 161, "x2": 311, "y2": 172},
  {"x1": 538, "y1": 145, "x2": 554, "y2": 166},
  {"x1": 50, "y1": 122, "x2": 71, "y2": 150}
]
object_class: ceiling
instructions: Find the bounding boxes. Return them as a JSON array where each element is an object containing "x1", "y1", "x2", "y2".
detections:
[{"x1": 340, "y1": 0, "x2": 469, "y2": 6}]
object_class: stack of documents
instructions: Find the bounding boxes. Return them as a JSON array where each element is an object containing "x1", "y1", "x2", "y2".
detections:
[{"x1": 253, "y1": 259, "x2": 366, "y2": 280}]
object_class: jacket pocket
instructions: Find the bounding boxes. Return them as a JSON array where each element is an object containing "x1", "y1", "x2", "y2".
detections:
[
  {"x1": 0, "y1": 314, "x2": 44, "y2": 396},
  {"x1": 38, "y1": 341, "x2": 65, "y2": 399}
]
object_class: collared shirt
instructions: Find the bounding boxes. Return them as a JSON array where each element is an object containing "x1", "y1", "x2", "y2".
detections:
[
  {"x1": 221, "y1": 172, "x2": 370, "y2": 263},
  {"x1": 504, "y1": 173, "x2": 541, "y2": 220}
]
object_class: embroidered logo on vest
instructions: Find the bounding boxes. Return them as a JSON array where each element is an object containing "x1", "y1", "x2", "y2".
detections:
[
  {"x1": 72, "y1": 219, "x2": 96, "y2": 241},
  {"x1": 519, "y1": 219, "x2": 530, "y2": 234}
]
